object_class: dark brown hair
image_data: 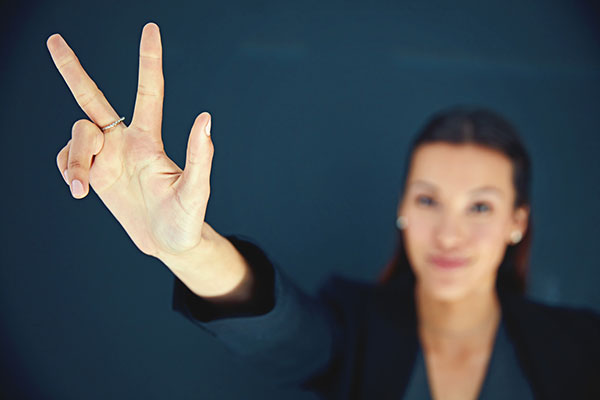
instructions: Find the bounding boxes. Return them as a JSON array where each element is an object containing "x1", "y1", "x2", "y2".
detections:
[{"x1": 379, "y1": 106, "x2": 533, "y2": 295}]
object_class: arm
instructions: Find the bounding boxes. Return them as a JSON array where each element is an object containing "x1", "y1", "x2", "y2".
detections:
[
  {"x1": 48, "y1": 23, "x2": 267, "y2": 313},
  {"x1": 172, "y1": 235, "x2": 342, "y2": 388},
  {"x1": 171, "y1": 233, "x2": 276, "y2": 321},
  {"x1": 48, "y1": 22, "x2": 341, "y2": 391}
]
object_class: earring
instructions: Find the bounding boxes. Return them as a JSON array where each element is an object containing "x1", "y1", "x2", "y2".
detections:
[
  {"x1": 510, "y1": 231, "x2": 523, "y2": 244},
  {"x1": 396, "y1": 216, "x2": 408, "y2": 230}
]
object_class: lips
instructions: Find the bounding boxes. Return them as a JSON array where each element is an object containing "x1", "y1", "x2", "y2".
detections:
[{"x1": 430, "y1": 255, "x2": 469, "y2": 268}]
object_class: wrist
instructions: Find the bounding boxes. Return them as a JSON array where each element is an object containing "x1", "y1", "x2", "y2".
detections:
[{"x1": 158, "y1": 224, "x2": 253, "y2": 300}]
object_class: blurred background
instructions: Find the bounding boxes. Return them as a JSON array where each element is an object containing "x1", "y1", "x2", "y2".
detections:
[{"x1": 1, "y1": 0, "x2": 599, "y2": 398}]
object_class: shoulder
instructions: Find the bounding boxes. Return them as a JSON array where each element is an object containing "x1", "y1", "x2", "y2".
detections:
[
  {"x1": 502, "y1": 293, "x2": 600, "y2": 398},
  {"x1": 502, "y1": 293, "x2": 600, "y2": 357},
  {"x1": 503, "y1": 293, "x2": 600, "y2": 341}
]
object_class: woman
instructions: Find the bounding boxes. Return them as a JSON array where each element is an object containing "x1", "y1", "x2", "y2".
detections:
[{"x1": 49, "y1": 23, "x2": 598, "y2": 399}]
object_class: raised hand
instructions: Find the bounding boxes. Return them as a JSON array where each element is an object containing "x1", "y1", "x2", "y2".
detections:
[{"x1": 49, "y1": 23, "x2": 215, "y2": 260}]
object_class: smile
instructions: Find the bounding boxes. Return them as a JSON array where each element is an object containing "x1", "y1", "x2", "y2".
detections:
[{"x1": 429, "y1": 255, "x2": 469, "y2": 269}]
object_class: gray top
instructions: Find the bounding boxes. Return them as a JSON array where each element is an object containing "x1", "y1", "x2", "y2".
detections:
[{"x1": 403, "y1": 319, "x2": 534, "y2": 399}]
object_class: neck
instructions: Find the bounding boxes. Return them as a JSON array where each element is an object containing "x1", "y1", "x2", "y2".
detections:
[{"x1": 415, "y1": 283, "x2": 501, "y2": 353}]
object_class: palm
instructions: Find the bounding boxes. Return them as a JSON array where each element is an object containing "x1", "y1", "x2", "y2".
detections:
[
  {"x1": 49, "y1": 24, "x2": 213, "y2": 258},
  {"x1": 92, "y1": 127, "x2": 203, "y2": 257}
]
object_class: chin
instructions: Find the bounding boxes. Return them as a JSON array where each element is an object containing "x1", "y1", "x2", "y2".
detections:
[
  {"x1": 414, "y1": 271, "x2": 475, "y2": 302},
  {"x1": 421, "y1": 281, "x2": 470, "y2": 302}
]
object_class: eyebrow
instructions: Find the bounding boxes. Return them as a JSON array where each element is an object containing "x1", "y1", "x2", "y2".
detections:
[{"x1": 408, "y1": 180, "x2": 505, "y2": 198}]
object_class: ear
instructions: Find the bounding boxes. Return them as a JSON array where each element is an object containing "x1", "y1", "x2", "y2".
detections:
[{"x1": 509, "y1": 205, "x2": 530, "y2": 241}]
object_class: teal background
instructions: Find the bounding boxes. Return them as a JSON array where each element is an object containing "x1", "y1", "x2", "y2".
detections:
[{"x1": 1, "y1": 0, "x2": 599, "y2": 398}]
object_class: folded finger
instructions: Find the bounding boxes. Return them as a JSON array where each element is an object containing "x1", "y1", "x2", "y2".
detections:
[
  {"x1": 47, "y1": 34, "x2": 120, "y2": 128},
  {"x1": 56, "y1": 140, "x2": 71, "y2": 184},
  {"x1": 67, "y1": 120, "x2": 105, "y2": 199}
]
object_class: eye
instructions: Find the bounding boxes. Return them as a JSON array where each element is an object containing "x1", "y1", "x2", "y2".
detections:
[
  {"x1": 470, "y1": 202, "x2": 492, "y2": 214},
  {"x1": 416, "y1": 195, "x2": 436, "y2": 207}
]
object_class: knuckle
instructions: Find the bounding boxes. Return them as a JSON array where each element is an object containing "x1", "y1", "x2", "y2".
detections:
[
  {"x1": 136, "y1": 83, "x2": 160, "y2": 98},
  {"x1": 189, "y1": 148, "x2": 211, "y2": 165},
  {"x1": 71, "y1": 120, "x2": 95, "y2": 139},
  {"x1": 72, "y1": 119, "x2": 87, "y2": 133},
  {"x1": 187, "y1": 152, "x2": 202, "y2": 165},
  {"x1": 56, "y1": 56, "x2": 77, "y2": 71},
  {"x1": 68, "y1": 159, "x2": 83, "y2": 169},
  {"x1": 78, "y1": 87, "x2": 102, "y2": 109}
]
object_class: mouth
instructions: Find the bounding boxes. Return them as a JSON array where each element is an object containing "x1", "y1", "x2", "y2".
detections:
[{"x1": 429, "y1": 255, "x2": 469, "y2": 269}]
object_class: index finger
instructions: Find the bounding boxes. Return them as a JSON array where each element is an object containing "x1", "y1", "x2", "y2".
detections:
[{"x1": 46, "y1": 33, "x2": 120, "y2": 128}]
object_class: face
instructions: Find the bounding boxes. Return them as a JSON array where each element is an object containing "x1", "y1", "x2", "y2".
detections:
[{"x1": 398, "y1": 142, "x2": 529, "y2": 302}]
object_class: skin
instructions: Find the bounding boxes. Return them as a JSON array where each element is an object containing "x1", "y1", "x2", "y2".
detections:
[
  {"x1": 398, "y1": 142, "x2": 530, "y2": 400},
  {"x1": 50, "y1": 22, "x2": 529, "y2": 399},
  {"x1": 49, "y1": 23, "x2": 254, "y2": 303}
]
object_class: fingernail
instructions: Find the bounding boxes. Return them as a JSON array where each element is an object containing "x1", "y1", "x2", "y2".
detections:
[
  {"x1": 205, "y1": 118, "x2": 211, "y2": 137},
  {"x1": 71, "y1": 179, "x2": 84, "y2": 198},
  {"x1": 63, "y1": 169, "x2": 69, "y2": 183}
]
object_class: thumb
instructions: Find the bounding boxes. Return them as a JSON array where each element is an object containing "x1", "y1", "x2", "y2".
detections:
[{"x1": 174, "y1": 112, "x2": 214, "y2": 218}]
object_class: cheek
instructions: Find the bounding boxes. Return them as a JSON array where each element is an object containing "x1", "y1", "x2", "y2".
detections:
[
  {"x1": 470, "y1": 215, "x2": 512, "y2": 249},
  {"x1": 402, "y1": 212, "x2": 436, "y2": 267},
  {"x1": 470, "y1": 222, "x2": 510, "y2": 270},
  {"x1": 470, "y1": 223, "x2": 505, "y2": 245},
  {"x1": 408, "y1": 216, "x2": 435, "y2": 241}
]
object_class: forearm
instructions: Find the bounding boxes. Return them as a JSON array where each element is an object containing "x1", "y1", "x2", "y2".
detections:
[
  {"x1": 172, "y1": 248, "x2": 338, "y2": 387},
  {"x1": 157, "y1": 222, "x2": 254, "y2": 305}
]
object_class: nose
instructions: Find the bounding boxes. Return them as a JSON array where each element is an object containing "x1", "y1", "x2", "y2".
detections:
[{"x1": 434, "y1": 213, "x2": 465, "y2": 250}]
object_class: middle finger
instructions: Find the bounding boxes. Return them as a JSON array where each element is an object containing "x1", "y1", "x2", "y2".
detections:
[{"x1": 131, "y1": 23, "x2": 164, "y2": 137}]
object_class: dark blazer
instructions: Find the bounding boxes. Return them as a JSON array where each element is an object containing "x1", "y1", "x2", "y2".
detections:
[{"x1": 172, "y1": 236, "x2": 600, "y2": 399}]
